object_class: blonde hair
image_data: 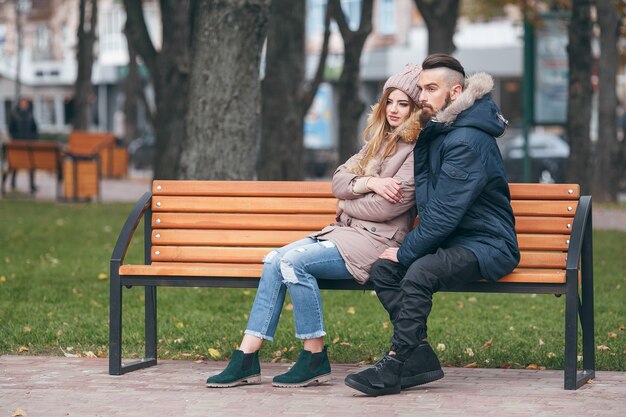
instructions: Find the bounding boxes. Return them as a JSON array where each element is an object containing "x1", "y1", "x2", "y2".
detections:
[{"x1": 348, "y1": 88, "x2": 420, "y2": 175}]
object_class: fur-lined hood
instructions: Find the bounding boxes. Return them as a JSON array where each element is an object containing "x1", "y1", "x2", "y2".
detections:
[{"x1": 430, "y1": 72, "x2": 507, "y2": 138}]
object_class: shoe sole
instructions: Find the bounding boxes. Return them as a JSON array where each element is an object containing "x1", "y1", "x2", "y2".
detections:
[
  {"x1": 205, "y1": 374, "x2": 262, "y2": 388},
  {"x1": 400, "y1": 369, "x2": 444, "y2": 389},
  {"x1": 344, "y1": 375, "x2": 401, "y2": 397},
  {"x1": 272, "y1": 373, "x2": 332, "y2": 388}
]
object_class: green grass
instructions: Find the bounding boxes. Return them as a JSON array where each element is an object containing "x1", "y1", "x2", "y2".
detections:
[{"x1": 0, "y1": 199, "x2": 624, "y2": 371}]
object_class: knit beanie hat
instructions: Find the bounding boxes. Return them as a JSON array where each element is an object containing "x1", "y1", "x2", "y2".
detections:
[{"x1": 383, "y1": 64, "x2": 421, "y2": 104}]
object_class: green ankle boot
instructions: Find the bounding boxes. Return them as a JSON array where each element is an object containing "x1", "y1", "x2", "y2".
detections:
[
  {"x1": 272, "y1": 346, "x2": 331, "y2": 387},
  {"x1": 206, "y1": 350, "x2": 261, "y2": 388}
]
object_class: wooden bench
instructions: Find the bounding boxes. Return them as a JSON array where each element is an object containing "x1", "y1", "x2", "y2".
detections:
[
  {"x1": 67, "y1": 131, "x2": 128, "y2": 178},
  {"x1": 1, "y1": 140, "x2": 63, "y2": 197},
  {"x1": 109, "y1": 180, "x2": 594, "y2": 390}
]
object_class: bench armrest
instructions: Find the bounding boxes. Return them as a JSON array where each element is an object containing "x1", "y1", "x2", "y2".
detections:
[
  {"x1": 565, "y1": 195, "x2": 592, "y2": 274},
  {"x1": 111, "y1": 191, "x2": 152, "y2": 266}
]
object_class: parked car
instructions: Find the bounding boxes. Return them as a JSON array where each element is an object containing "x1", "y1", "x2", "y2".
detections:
[{"x1": 498, "y1": 130, "x2": 569, "y2": 184}]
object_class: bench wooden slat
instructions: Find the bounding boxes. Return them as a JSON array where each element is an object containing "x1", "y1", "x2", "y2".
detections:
[
  {"x1": 511, "y1": 200, "x2": 578, "y2": 217},
  {"x1": 152, "y1": 213, "x2": 336, "y2": 230},
  {"x1": 152, "y1": 180, "x2": 333, "y2": 197},
  {"x1": 519, "y1": 251, "x2": 567, "y2": 268},
  {"x1": 120, "y1": 262, "x2": 566, "y2": 284},
  {"x1": 514, "y1": 217, "x2": 574, "y2": 234},
  {"x1": 151, "y1": 246, "x2": 270, "y2": 263},
  {"x1": 153, "y1": 229, "x2": 315, "y2": 246},
  {"x1": 152, "y1": 196, "x2": 337, "y2": 214},
  {"x1": 516, "y1": 234, "x2": 570, "y2": 251},
  {"x1": 508, "y1": 183, "x2": 579, "y2": 200}
]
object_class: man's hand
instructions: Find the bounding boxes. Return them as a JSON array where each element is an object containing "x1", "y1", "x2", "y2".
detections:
[
  {"x1": 379, "y1": 247, "x2": 399, "y2": 263},
  {"x1": 368, "y1": 177, "x2": 403, "y2": 203}
]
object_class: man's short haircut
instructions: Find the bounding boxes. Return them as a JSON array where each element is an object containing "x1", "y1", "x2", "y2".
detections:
[{"x1": 421, "y1": 53, "x2": 466, "y2": 88}]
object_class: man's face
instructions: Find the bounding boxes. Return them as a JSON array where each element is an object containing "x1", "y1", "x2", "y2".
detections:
[{"x1": 417, "y1": 68, "x2": 462, "y2": 121}]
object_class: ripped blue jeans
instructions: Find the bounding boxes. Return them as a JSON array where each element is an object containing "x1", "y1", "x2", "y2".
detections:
[{"x1": 245, "y1": 238, "x2": 353, "y2": 341}]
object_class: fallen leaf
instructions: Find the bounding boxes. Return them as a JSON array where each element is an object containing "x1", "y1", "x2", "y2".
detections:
[
  {"x1": 526, "y1": 364, "x2": 545, "y2": 370},
  {"x1": 382, "y1": 321, "x2": 389, "y2": 330},
  {"x1": 586, "y1": 379, "x2": 596, "y2": 384},
  {"x1": 207, "y1": 348, "x2": 221, "y2": 359},
  {"x1": 482, "y1": 338, "x2": 493, "y2": 349},
  {"x1": 194, "y1": 359, "x2": 204, "y2": 364},
  {"x1": 0, "y1": 275, "x2": 6, "y2": 283},
  {"x1": 83, "y1": 351, "x2": 97, "y2": 358},
  {"x1": 358, "y1": 356, "x2": 374, "y2": 365},
  {"x1": 23, "y1": 326, "x2": 31, "y2": 333},
  {"x1": 623, "y1": 350, "x2": 626, "y2": 355},
  {"x1": 539, "y1": 339, "x2": 545, "y2": 346},
  {"x1": 607, "y1": 332, "x2": 617, "y2": 338},
  {"x1": 332, "y1": 336, "x2": 340, "y2": 344},
  {"x1": 97, "y1": 273, "x2": 108, "y2": 280},
  {"x1": 467, "y1": 296, "x2": 477, "y2": 302},
  {"x1": 465, "y1": 348, "x2": 475, "y2": 357},
  {"x1": 242, "y1": 290, "x2": 251, "y2": 296},
  {"x1": 619, "y1": 325, "x2": 625, "y2": 331},
  {"x1": 500, "y1": 362, "x2": 511, "y2": 369},
  {"x1": 597, "y1": 345, "x2": 610, "y2": 351},
  {"x1": 456, "y1": 301, "x2": 464, "y2": 309},
  {"x1": 285, "y1": 303, "x2": 293, "y2": 311},
  {"x1": 464, "y1": 362, "x2": 479, "y2": 368},
  {"x1": 175, "y1": 322, "x2": 184, "y2": 329},
  {"x1": 12, "y1": 408, "x2": 27, "y2": 417},
  {"x1": 436, "y1": 343, "x2": 446, "y2": 352},
  {"x1": 509, "y1": 326, "x2": 515, "y2": 331},
  {"x1": 273, "y1": 350, "x2": 282, "y2": 358},
  {"x1": 548, "y1": 352, "x2": 556, "y2": 358},
  {"x1": 347, "y1": 306, "x2": 356, "y2": 315},
  {"x1": 97, "y1": 351, "x2": 107, "y2": 358},
  {"x1": 90, "y1": 300, "x2": 102, "y2": 308},
  {"x1": 18, "y1": 346, "x2": 29, "y2": 353},
  {"x1": 339, "y1": 342, "x2": 351, "y2": 346},
  {"x1": 61, "y1": 347, "x2": 79, "y2": 358},
  {"x1": 271, "y1": 357, "x2": 281, "y2": 363},
  {"x1": 56, "y1": 330, "x2": 63, "y2": 337}
]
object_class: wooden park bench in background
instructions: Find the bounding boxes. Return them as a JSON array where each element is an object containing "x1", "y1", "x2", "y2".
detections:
[
  {"x1": 109, "y1": 180, "x2": 594, "y2": 390},
  {"x1": 1, "y1": 140, "x2": 63, "y2": 197},
  {"x1": 67, "y1": 130, "x2": 128, "y2": 179}
]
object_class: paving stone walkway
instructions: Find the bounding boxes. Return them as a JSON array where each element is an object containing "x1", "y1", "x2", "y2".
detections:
[{"x1": 1, "y1": 356, "x2": 625, "y2": 417}]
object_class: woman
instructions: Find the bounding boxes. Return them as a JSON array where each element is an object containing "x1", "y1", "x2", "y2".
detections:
[{"x1": 206, "y1": 64, "x2": 422, "y2": 388}]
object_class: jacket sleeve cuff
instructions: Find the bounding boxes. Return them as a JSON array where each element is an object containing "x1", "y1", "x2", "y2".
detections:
[{"x1": 352, "y1": 177, "x2": 371, "y2": 194}]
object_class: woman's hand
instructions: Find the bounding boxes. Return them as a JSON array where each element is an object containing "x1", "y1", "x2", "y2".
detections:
[
  {"x1": 379, "y1": 247, "x2": 399, "y2": 263},
  {"x1": 367, "y1": 177, "x2": 403, "y2": 203},
  {"x1": 336, "y1": 199, "x2": 344, "y2": 218}
]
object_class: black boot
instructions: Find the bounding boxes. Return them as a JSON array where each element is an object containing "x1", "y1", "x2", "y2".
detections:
[
  {"x1": 400, "y1": 341, "x2": 444, "y2": 389},
  {"x1": 344, "y1": 354, "x2": 403, "y2": 396}
]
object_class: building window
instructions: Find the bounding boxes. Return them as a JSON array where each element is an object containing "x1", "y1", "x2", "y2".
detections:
[
  {"x1": 34, "y1": 24, "x2": 51, "y2": 61},
  {"x1": 38, "y1": 96, "x2": 56, "y2": 127},
  {"x1": 379, "y1": 0, "x2": 396, "y2": 35},
  {"x1": 99, "y1": 5, "x2": 126, "y2": 55}
]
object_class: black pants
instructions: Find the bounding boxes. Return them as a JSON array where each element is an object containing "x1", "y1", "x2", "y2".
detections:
[{"x1": 370, "y1": 246, "x2": 482, "y2": 357}]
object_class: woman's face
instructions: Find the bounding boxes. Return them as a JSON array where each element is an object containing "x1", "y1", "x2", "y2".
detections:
[{"x1": 386, "y1": 89, "x2": 411, "y2": 128}]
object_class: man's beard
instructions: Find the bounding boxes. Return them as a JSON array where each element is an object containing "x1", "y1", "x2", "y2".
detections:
[{"x1": 420, "y1": 92, "x2": 452, "y2": 125}]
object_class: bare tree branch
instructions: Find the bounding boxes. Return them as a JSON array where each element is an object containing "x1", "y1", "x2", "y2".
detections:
[
  {"x1": 302, "y1": 2, "x2": 331, "y2": 114},
  {"x1": 123, "y1": 0, "x2": 158, "y2": 75}
]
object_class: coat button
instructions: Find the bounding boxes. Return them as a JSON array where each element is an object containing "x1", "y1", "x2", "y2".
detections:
[
  {"x1": 371, "y1": 227, "x2": 376, "y2": 232},
  {"x1": 451, "y1": 170, "x2": 457, "y2": 177}
]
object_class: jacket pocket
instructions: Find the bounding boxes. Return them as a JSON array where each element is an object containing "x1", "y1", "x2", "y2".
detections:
[
  {"x1": 441, "y1": 162, "x2": 469, "y2": 180},
  {"x1": 352, "y1": 219, "x2": 398, "y2": 241}
]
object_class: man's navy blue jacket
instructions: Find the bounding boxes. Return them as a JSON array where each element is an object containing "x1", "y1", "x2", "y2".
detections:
[{"x1": 397, "y1": 73, "x2": 520, "y2": 281}]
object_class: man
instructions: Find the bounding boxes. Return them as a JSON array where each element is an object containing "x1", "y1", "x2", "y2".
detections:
[
  {"x1": 8, "y1": 98, "x2": 39, "y2": 193},
  {"x1": 344, "y1": 54, "x2": 520, "y2": 396}
]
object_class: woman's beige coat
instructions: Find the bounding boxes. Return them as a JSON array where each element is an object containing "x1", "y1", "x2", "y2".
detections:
[{"x1": 311, "y1": 116, "x2": 418, "y2": 284}]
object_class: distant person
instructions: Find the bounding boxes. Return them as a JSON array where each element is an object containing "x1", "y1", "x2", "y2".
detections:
[
  {"x1": 206, "y1": 65, "x2": 423, "y2": 388},
  {"x1": 344, "y1": 54, "x2": 520, "y2": 396},
  {"x1": 8, "y1": 98, "x2": 39, "y2": 193}
]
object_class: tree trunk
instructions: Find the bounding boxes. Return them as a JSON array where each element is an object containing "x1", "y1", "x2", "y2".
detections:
[
  {"x1": 121, "y1": 41, "x2": 141, "y2": 145},
  {"x1": 73, "y1": 0, "x2": 97, "y2": 130},
  {"x1": 414, "y1": 0, "x2": 460, "y2": 54},
  {"x1": 330, "y1": 0, "x2": 373, "y2": 164},
  {"x1": 258, "y1": 0, "x2": 305, "y2": 180},
  {"x1": 565, "y1": 0, "x2": 593, "y2": 193},
  {"x1": 123, "y1": 0, "x2": 190, "y2": 180},
  {"x1": 180, "y1": 0, "x2": 271, "y2": 180},
  {"x1": 593, "y1": 0, "x2": 622, "y2": 202}
]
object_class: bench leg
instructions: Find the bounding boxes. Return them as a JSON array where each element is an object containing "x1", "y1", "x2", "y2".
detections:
[
  {"x1": 145, "y1": 286, "x2": 157, "y2": 360},
  {"x1": 579, "y1": 220, "x2": 595, "y2": 384},
  {"x1": 109, "y1": 271, "x2": 123, "y2": 375},
  {"x1": 564, "y1": 271, "x2": 578, "y2": 390}
]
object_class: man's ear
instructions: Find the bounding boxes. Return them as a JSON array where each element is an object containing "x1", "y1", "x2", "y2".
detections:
[{"x1": 450, "y1": 84, "x2": 463, "y2": 101}]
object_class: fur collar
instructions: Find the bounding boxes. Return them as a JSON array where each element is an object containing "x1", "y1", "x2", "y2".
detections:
[{"x1": 435, "y1": 72, "x2": 494, "y2": 125}]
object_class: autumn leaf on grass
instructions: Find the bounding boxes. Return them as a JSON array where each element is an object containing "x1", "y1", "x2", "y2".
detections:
[
  {"x1": 482, "y1": 338, "x2": 493, "y2": 350},
  {"x1": 207, "y1": 348, "x2": 221, "y2": 359},
  {"x1": 548, "y1": 352, "x2": 556, "y2": 358},
  {"x1": 332, "y1": 336, "x2": 340, "y2": 344},
  {"x1": 175, "y1": 322, "x2": 185, "y2": 329},
  {"x1": 18, "y1": 346, "x2": 29, "y2": 353},
  {"x1": 382, "y1": 321, "x2": 389, "y2": 330},
  {"x1": 347, "y1": 306, "x2": 356, "y2": 315},
  {"x1": 456, "y1": 301, "x2": 464, "y2": 309},
  {"x1": 61, "y1": 347, "x2": 79, "y2": 358},
  {"x1": 23, "y1": 326, "x2": 31, "y2": 333},
  {"x1": 597, "y1": 345, "x2": 610, "y2": 351},
  {"x1": 465, "y1": 348, "x2": 475, "y2": 357},
  {"x1": 538, "y1": 339, "x2": 545, "y2": 346},
  {"x1": 339, "y1": 342, "x2": 351, "y2": 346},
  {"x1": 83, "y1": 351, "x2": 97, "y2": 359},
  {"x1": 0, "y1": 275, "x2": 6, "y2": 283},
  {"x1": 526, "y1": 364, "x2": 545, "y2": 370},
  {"x1": 608, "y1": 332, "x2": 617, "y2": 338},
  {"x1": 97, "y1": 273, "x2": 108, "y2": 280},
  {"x1": 436, "y1": 343, "x2": 446, "y2": 352},
  {"x1": 619, "y1": 325, "x2": 625, "y2": 331},
  {"x1": 358, "y1": 356, "x2": 374, "y2": 366},
  {"x1": 464, "y1": 362, "x2": 479, "y2": 368}
]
